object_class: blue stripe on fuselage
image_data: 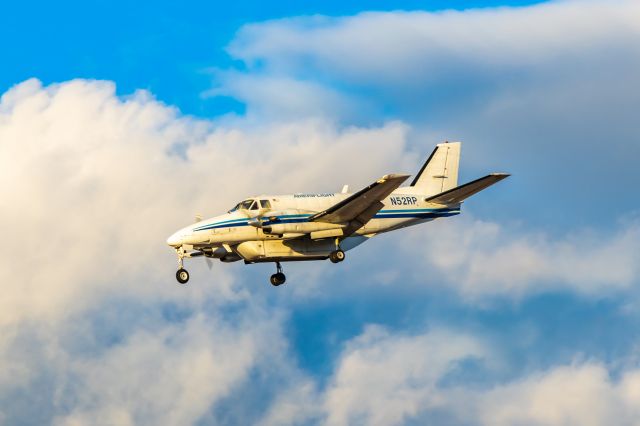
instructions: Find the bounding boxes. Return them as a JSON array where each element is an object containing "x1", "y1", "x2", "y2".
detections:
[{"x1": 192, "y1": 209, "x2": 459, "y2": 231}]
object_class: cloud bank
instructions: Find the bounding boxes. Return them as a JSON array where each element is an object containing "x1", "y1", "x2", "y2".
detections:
[
  {"x1": 219, "y1": 0, "x2": 640, "y2": 224},
  {"x1": 0, "y1": 78, "x2": 413, "y2": 423},
  {"x1": 3, "y1": 0, "x2": 640, "y2": 424}
]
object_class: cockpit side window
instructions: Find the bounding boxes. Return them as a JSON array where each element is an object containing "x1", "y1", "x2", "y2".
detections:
[
  {"x1": 260, "y1": 199, "x2": 271, "y2": 209},
  {"x1": 228, "y1": 199, "x2": 261, "y2": 212}
]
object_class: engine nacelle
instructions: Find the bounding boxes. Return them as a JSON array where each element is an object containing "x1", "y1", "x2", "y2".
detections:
[
  {"x1": 262, "y1": 222, "x2": 344, "y2": 236},
  {"x1": 220, "y1": 253, "x2": 242, "y2": 262},
  {"x1": 262, "y1": 224, "x2": 297, "y2": 235}
]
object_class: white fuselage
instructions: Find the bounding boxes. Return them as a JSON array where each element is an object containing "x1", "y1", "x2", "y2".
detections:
[{"x1": 167, "y1": 189, "x2": 459, "y2": 263}]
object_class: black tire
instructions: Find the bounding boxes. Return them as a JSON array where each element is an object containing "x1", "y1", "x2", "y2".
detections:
[
  {"x1": 176, "y1": 268, "x2": 190, "y2": 284},
  {"x1": 270, "y1": 272, "x2": 286, "y2": 286},
  {"x1": 329, "y1": 250, "x2": 345, "y2": 263}
]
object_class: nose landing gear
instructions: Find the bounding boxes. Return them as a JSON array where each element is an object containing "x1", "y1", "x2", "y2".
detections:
[
  {"x1": 270, "y1": 262, "x2": 286, "y2": 286},
  {"x1": 175, "y1": 247, "x2": 190, "y2": 284}
]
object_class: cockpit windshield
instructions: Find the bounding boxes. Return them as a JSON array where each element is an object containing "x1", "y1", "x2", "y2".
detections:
[{"x1": 228, "y1": 199, "x2": 256, "y2": 213}]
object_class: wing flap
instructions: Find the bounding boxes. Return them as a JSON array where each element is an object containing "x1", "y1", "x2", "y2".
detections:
[
  {"x1": 425, "y1": 173, "x2": 510, "y2": 204},
  {"x1": 310, "y1": 174, "x2": 410, "y2": 224}
]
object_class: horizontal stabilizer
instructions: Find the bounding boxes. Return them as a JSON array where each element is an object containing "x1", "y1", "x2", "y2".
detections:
[{"x1": 425, "y1": 173, "x2": 510, "y2": 204}]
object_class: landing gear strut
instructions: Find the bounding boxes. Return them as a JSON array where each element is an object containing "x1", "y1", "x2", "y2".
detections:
[
  {"x1": 175, "y1": 247, "x2": 190, "y2": 284},
  {"x1": 270, "y1": 262, "x2": 286, "y2": 286},
  {"x1": 329, "y1": 238, "x2": 346, "y2": 263}
]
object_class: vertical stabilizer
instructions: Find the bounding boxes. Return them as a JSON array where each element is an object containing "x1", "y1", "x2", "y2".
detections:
[{"x1": 410, "y1": 141, "x2": 460, "y2": 196}]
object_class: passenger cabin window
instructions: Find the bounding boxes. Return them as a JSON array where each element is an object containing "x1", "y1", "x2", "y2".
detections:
[{"x1": 260, "y1": 199, "x2": 271, "y2": 209}]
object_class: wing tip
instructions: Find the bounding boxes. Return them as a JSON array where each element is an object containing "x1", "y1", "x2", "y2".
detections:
[{"x1": 381, "y1": 173, "x2": 412, "y2": 180}]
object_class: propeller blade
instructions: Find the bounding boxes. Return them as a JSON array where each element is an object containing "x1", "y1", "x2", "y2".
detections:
[{"x1": 205, "y1": 257, "x2": 214, "y2": 270}]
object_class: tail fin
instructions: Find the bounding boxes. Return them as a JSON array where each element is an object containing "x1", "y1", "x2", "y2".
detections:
[{"x1": 410, "y1": 141, "x2": 460, "y2": 196}]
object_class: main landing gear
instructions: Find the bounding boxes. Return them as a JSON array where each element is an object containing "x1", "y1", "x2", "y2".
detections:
[
  {"x1": 329, "y1": 238, "x2": 345, "y2": 264},
  {"x1": 176, "y1": 268, "x2": 189, "y2": 284},
  {"x1": 329, "y1": 249, "x2": 345, "y2": 263},
  {"x1": 175, "y1": 247, "x2": 189, "y2": 284},
  {"x1": 270, "y1": 262, "x2": 286, "y2": 286}
]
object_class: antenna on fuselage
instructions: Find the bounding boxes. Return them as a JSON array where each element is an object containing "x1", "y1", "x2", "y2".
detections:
[{"x1": 341, "y1": 185, "x2": 349, "y2": 194}]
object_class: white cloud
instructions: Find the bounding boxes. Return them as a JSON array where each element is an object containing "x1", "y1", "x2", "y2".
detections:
[
  {"x1": 0, "y1": 78, "x2": 413, "y2": 327},
  {"x1": 52, "y1": 314, "x2": 268, "y2": 426},
  {"x1": 478, "y1": 363, "x2": 640, "y2": 426},
  {"x1": 226, "y1": 0, "x2": 640, "y2": 106},
  {"x1": 218, "y1": 0, "x2": 640, "y2": 222},
  {"x1": 262, "y1": 325, "x2": 640, "y2": 426},
  {"x1": 403, "y1": 215, "x2": 640, "y2": 300},
  {"x1": 0, "y1": 78, "x2": 415, "y2": 423},
  {"x1": 2, "y1": 4, "x2": 639, "y2": 416},
  {"x1": 260, "y1": 326, "x2": 488, "y2": 426},
  {"x1": 204, "y1": 71, "x2": 363, "y2": 122},
  {"x1": 322, "y1": 326, "x2": 486, "y2": 426}
]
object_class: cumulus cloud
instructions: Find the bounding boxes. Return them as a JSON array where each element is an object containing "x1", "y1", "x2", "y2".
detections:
[
  {"x1": 0, "y1": 78, "x2": 414, "y2": 423},
  {"x1": 219, "y1": 0, "x2": 640, "y2": 221},
  {"x1": 227, "y1": 0, "x2": 640, "y2": 108},
  {"x1": 478, "y1": 363, "x2": 640, "y2": 426},
  {"x1": 260, "y1": 326, "x2": 488, "y2": 426},
  {"x1": 204, "y1": 72, "x2": 363, "y2": 122},
  {"x1": 321, "y1": 326, "x2": 486, "y2": 426},
  {"x1": 0, "y1": 78, "x2": 414, "y2": 326},
  {"x1": 262, "y1": 325, "x2": 640, "y2": 426},
  {"x1": 3, "y1": 1, "x2": 640, "y2": 420},
  {"x1": 402, "y1": 215, "x2": 640, "y2": 300}
]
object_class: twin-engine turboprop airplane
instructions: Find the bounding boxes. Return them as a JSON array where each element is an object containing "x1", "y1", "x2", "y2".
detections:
[{"x1": 167, "y1": 142, "x2": 509, "y2": 286}]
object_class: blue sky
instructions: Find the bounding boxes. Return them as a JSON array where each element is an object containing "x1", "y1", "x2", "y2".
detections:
[
  {"x1": 1, "y1": 0, "x2": 640, "y2": 424},
  {"x1": 1, "y1": 0, "x2": 544, "y2": 117}
]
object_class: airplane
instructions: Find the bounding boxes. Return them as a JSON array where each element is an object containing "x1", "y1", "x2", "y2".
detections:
[{"x1": 166, "y1": 142, "x2": 509, "y2": 286}]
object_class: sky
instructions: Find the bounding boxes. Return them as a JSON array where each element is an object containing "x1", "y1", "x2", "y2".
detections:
[{"x1": 1, "y1": 0, "x2": 640, "y2": 424}]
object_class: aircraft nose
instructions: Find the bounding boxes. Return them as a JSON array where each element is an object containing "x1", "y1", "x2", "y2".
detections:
[{"x1": 166, "y1": 231, "x2": 183, "y2": 247}]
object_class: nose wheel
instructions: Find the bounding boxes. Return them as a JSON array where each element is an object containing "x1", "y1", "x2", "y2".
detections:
[
  {"x1": 174, "y1": 247, "x2": 189, "y2": 284},
  {"x1": 270, "y1": 262, "x2": 286, "y2": 286}
]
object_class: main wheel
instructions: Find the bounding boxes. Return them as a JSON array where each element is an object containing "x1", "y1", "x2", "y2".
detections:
[
  {"x1": 270, "y1": 272, "x2": 286, "y2": 286},
  {"x1": 329, "y1": 250, "x2": 345, "y2": 263},
  {"x1": 176, "y1": 268, "x2": 190, "y2": 284}
]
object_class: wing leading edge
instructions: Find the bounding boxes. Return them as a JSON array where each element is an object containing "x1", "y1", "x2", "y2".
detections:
[{"x1": 310, "y1": 174, "x2": 410, "y2": 225}]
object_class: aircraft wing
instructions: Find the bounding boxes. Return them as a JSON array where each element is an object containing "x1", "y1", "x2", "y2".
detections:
[
  {"x1": 425, "y1": 173, "x2": 510, "y2": 204},
  {"x1": 310, "y1": 173, "x2": 410, "y2": 224}
]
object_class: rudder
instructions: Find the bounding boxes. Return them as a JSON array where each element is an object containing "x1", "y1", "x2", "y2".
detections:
[{"x1": 410, "y1": 141, "x2": 460, "y2": 196}]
